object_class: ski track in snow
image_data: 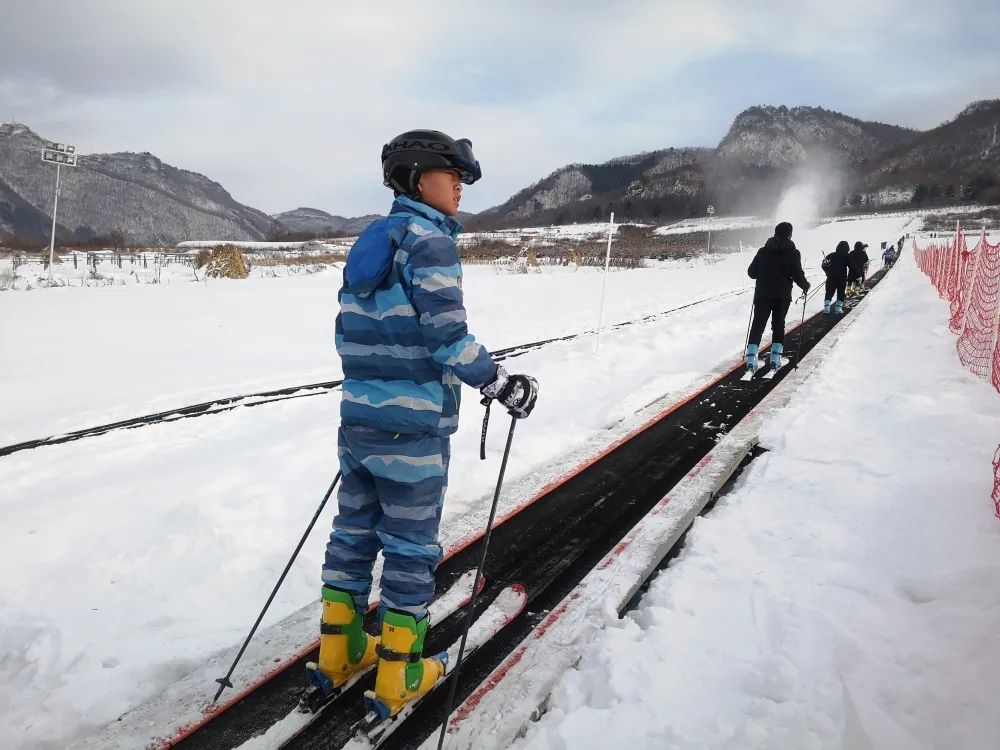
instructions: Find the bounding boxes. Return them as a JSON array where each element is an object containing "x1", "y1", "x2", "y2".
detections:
[{"x1": 0, "y1": 213, "x2": 958, "y2": 750}]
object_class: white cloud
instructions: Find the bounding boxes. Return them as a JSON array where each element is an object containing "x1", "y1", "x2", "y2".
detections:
[{"x1": 1, "y1": 0, "x2": 997, "y2": 215}]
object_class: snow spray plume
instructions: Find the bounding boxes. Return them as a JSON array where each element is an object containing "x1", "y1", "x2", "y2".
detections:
[{"x1": 772, "y1": 157, "x2": 846, "y2": 232}]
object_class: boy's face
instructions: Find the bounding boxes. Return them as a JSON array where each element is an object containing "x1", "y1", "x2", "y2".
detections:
[{"x1": 417, "y1": 169, "x2": 462, "y2": 216}]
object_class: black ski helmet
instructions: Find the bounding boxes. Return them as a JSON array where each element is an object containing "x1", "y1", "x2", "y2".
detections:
[{"x1": 381, "y1": 130, "x2": 482, "y2": 198}]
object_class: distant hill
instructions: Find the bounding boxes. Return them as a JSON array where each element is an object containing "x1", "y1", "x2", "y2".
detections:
[
  {"x1": 5, "y1": 99, "x2": 997, "y2": 245},
  {"x1": 859, "y1": 99, "x2": 1000, "y2": 205},
  {"x1": 470, "y1": 101, "x2": 1000, "y2": 229},
  {"x1": 271, "y1": 207, "x2": 383, "y2": 237},
  {"x1": 0, "y1": 123, "x2": 279, "y2": 245},
  {"x1": 272, "y1": 206, "x2": 478, "y2": 238}
]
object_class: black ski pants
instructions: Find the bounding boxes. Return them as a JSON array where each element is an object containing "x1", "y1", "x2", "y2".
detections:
[
  {"x1": 749, "y1": 297, "x2": 791, "y2": 346},
  {"x1": 824, "y1": 277, "x2": 846, "y2": 302}
]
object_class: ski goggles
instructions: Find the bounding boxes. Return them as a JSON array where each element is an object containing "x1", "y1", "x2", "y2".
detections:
[{"x1": 451, "y1": 138, "x2": 482, "y2": 185}]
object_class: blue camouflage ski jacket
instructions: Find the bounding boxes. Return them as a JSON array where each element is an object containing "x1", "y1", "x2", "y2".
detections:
[{"x1": 335, "y1": 195, "x2": 497, "y2": 437}]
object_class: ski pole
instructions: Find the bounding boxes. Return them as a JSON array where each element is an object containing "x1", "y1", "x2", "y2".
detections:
[
  {"x1": 791, "y1": 291, "x2": 808, "y2": 370},
  {"x1": 743, "y1": 296, "x2": 755, "y2": 354},
  {"x1": 212, "y1": 471, "x2": 342, "y2": 703},
  {"x1": 435, "y1": 414, "x2": 518, "y2": 750}
]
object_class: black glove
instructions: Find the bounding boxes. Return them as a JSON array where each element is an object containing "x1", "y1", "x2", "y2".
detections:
[{"x1": 481, "y1": 365, "x2": 538, "y2": 419}]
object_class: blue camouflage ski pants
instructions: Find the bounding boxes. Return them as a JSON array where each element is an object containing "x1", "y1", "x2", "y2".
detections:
[{"x1": 322, "y1": 425, "x2": 449, "y2": 621}]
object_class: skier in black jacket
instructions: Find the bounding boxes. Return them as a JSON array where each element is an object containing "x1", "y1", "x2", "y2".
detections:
[
  {"x1": 823, "y1": 240, "x2": 851, "y2": 314},
  {"x1": 847, "y1": 241, "x2": 870, "y2": 296},
  {"x1": 746, "y1": 221, "x2": 810, "y2": 372}
]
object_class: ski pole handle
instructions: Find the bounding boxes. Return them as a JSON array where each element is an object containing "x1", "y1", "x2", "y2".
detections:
[{"x1": 479, "y1": 397, "x2": 492, "y2": 461}]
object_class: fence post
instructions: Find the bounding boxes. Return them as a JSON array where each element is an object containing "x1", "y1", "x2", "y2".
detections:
[{"x1": 594, "y1": 212, "x2": 615, "y2": 353}]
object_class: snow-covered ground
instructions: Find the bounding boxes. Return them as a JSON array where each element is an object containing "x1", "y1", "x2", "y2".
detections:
[
  {"x1": 0, "y1": 252, "x2": 348, "y2": 293},
  {"x1": 0, "y1": 253, "x2": 769, "y2": 446},
  {"x1": 654, "y1": 215, "x2": 771, "y2": 235},
  {"x1": 651, "y1": 204, "x2": 992, "y2": 238},
  {"x1": 0, "y1": 212, "x2": 970, "y2": 749},
  {"x1": 513, "y1": 249, "x2": 1000, "y2": 750},
  {"x1": 176, "y1": 240, "x2": 351, "y2": 251},
  {"x1": 464, "y1": 221, "x2": 636, "y2": 244},
  {"x1": 821, "y1": 203, "x2": 994, "y2": 226}
]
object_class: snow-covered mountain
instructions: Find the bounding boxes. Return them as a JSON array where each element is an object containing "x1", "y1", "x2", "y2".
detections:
[
  {"x1": 861, "y1": 99, "x2": 1000, "y2": 202},
  {"x1": 472, "y1": 147, "x2": 714, "y2": 229},
  {"x1": 5, "y1": 99, "x2": 996, "y2": 244},
  {"x1": 471, "y1": 102, "x2": 999, "y2": 228},
  {"x1": 0, "y1": 123, "x2": 279, "y2": 245},
  {"x1": 717, "y1": 104, "x2": 916, "y2": 168}
]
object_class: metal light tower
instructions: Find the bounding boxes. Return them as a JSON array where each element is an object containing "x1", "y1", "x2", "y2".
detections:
[
  {"x1": 706, "y1": 204, "x2": 715, "y2": 254},
  {"x1": 41, "y1": 142, "x2": 78, "y2": 276}
]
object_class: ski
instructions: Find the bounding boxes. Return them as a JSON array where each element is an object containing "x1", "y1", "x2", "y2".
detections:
[
  {"x1": 295, "y1": 569, "x2": 484, "y2": 715},
  {"x1": 761, "y1": 357, "x2": 791, "y2": 380},
  {"x1": 354, "y1": 583, "x2": 528, "y2": 749},
  {"x1": 739, "y1": 358, "x2": 767, "y2": 381}
]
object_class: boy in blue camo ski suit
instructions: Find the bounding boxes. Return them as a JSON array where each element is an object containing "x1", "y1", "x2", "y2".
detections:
[{"x1": 312, "y1": 130, "x2": 538, "y2": 719}]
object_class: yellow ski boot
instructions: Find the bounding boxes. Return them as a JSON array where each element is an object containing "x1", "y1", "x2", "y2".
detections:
[
  {"x1": 363, "y1": 610, "x2": 445, "y2": 720},
  {"x1": 303, "y1": 586, "x2": 379, "y2": 706}
]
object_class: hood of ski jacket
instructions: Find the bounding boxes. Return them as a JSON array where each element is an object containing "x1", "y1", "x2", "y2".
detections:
[
  {"x1": 747, "y1": 236, "x2": 809, "y2": 301},
  {"x1": 335, "y1": 195, "x2": 497, "y2": 437}
]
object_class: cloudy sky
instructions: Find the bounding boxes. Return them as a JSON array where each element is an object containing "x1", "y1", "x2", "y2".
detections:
[{"x1": 2, "y1": 0, "x2": 998, "y2": 216}]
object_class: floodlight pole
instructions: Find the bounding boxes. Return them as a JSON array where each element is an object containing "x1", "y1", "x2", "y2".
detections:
[
  {"x1": 48, "y1": 163, "x2": 62, "y2": 276},
  {"x1": 41, "y1": 142, "x2": 76, "y2": 277},
  {"x1": 706, "y1": 204, "x2": 715, "y2": 254}
]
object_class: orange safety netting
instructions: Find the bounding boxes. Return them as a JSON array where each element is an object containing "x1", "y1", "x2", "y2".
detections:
[
  {"x1": 913, "y1": 224, "x2": 1000, "y2": 517},
  {"x1": 914, "y1": 227, "x2": 1000, "y2": 388}
]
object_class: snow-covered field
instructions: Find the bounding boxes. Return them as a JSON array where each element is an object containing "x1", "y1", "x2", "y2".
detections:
[
  {"x1": 176, "y1": 240, "x2": 351, "y2": 252},
  {"x1": 514, "y1": 249, "x2": 1000, "y2": 750},
  {"x1": 0, "y1": 252, "x2": 347, "y2": 293},
  {"x1": 0, "y1": 252, "x2": 768, "y2": 446},
  {"x1": 2, "y1": 212, "x2": 996, "y2": 749},
  {"x1": 463, "y1": 220, "x2": 635, "y2": 244},
  {"x1": 654, "y1": 215, "x2": 771, "y2": 235},
  {"x1": 651, "y1": 204, "x2": 992, "y2": 238}
]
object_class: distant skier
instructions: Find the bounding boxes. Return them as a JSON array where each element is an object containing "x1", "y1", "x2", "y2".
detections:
[
  {"x1": 882, "y1": 244, "x2": 895, "y2": 269},
  {"x1": 316, "y1": 130, "x2": 538, "y2": 719},
  {"x1": 746, "y1": 221, "x2": 810, "y2": 373},
  {"x1": 822, "y1": 240, "x2": 852, "y2": 314},
  {"x1": 847, "y1": 241, "x2": 870, "y2": 296}
]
